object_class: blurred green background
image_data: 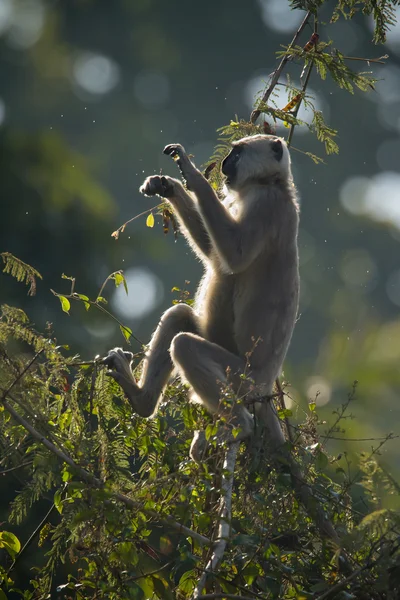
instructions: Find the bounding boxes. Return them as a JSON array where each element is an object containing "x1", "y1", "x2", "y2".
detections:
[{"x1": 1, "y1": 0, "x2": 399, "y2": 472}]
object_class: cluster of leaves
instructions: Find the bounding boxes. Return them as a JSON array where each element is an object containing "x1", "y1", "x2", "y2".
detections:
[
  {"x1": 330, "y1": 0, "x2": 399, "y2": 44},
  {"x1": 204, "y1": 120, "x2": 264, "y2": 191},
  {"x1": 290, "y1": 0, "x2": 398, "y2": 44},
  {"x1": 0, "y1": 304, "x2": 399, "y2": 599},
  {"x1": 281, "y1": 42, "x2": 377, "y2": 94},
  {"x1": 1, "y1": 253, "x2": 43, "y2": 297}
]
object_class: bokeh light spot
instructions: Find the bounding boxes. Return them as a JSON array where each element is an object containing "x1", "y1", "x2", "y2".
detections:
[
  {"x1": 0, "y1": 0, "x2": 12, "y2": 35},
  {"x1": 257, "y1": 0, "x2": 303, "y2": 33},
  {"x1": 340, "y1": 173, "x2": 400, "y2": 230},
  {"x1": 73, "y1": 52, "x2": 120, "y2": 95},
  {"x1": 6, "y1": 0, "x2": 45, "y2": 49},
  {"x1": 111, "y1": 267, "x2": 164, "y2": 320},
  {"x1": 305, "y1": 376, "x2": 332, "y2": 406}
]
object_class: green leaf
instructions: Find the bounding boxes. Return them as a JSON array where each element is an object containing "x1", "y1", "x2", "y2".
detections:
[
  {"x1": 77, "y1": 293, "x2": 90, "y2": 311},
  {"x1": 114, "y1": 272, "x2": 128, "y2": 295},
  {"x1": 54, "y1": 489, "x2": 63, "y2": 514},
  {"x1": 0, "y1": 531, "x2": 21, "y2": 559},
  {"x1": 114, "y1": 272, "x2": 123, "y2": 287},
  {"x1": 96, "y1": 296, "x2": 107, "y2": 304},
  {"x1": 58, "y1": 295, "x2": 70, "y2": 314},
  {"x1": 315, "y1": 450, "x2": 329, "y2": 471},
  {"x1": 278, "y1": 408, "x2": 292, "y2": 419},
  {"x1": 146, "y1": 213, "x2": 155, "y2": 228},
  {"x1": 309, "y1": 402, "x2": 316, "y2": 412},
  {"x1": 205, "y1": 423, "x2": 218, "y2": 441},
  {"x1": 178, "y1": 570, "x2": 196, "y2": 594},
  {"x1": 120, "y1": 325, "x2": 132, "y2": 342},
  {"x1": 0, "y1": 589, "x2": 8, "y2": 600}
]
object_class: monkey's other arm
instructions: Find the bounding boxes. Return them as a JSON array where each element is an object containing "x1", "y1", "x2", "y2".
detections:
[
  {"x1": 140, "y1": 175, "x2": 212, "y2": 259},
  {"x1": 163, "y1": 145, "x2": 268, "y2": 273}
]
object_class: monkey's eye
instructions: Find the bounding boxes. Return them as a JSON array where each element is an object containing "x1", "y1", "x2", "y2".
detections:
[
  {"x1": 221, "y1": 145, "x2": 243, "y2": 181},
  {"x1": 271, "y1": 139, "x2": 283, "y2": 161},
  {"x1": 228, "y1": 146, "x2": 242, "y2": 162}
]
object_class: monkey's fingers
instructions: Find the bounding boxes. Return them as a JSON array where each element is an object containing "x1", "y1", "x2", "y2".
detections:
[
  {"x1": 163, "y1": 144, "x2": 195, "y2": 189},
  {"x1": 140, "y1": 175, "x2": 174, "y2": 198},
  {"x1": 163, "y1": 143, "x2": 186, "y2": 160}
]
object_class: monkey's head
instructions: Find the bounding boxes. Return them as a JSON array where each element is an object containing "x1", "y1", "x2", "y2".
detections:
[{"x1": 221, "y1": 134, "x2": 292, "y2": 190}]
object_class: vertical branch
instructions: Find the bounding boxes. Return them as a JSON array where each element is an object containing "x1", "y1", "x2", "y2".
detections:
[
  {"x1": 287, "y1": 16, "x2": 318, "y2": 147},
  {"x1": 250, "y1": 10, "x2": 312, "y2": 123},
  {"x1": 192, "y1": 442, "x2": 239, "y2": 599}
]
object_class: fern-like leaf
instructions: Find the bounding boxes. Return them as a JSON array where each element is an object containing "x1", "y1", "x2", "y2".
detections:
[{"x1": 1, "y1": 252, "x2": 43, "y2": 296}]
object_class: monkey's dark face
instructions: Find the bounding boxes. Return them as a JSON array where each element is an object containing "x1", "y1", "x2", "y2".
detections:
[
  {"x1": 221, "y1": 145, "x2": 243, "y2": 186},
  {"x1": 222, "y1": 135, "x2": 291, "y2": 190}
]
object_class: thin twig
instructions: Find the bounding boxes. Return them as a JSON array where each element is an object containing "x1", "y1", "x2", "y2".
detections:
[
  {"x1": 193, "y1": 442, "x2": 239, "y2": 598},
  {"x1": 111, "y1": 203, "x2": 161, "y2": 239},
  {"x1": 196, "y1": 595, "x2": 257, "y2": 600},
  {"x1": 0, "y1": 396, "x2": 210, "y2": 546},
  {"x1": 0, "y1": 461, "x2": 32, "y2": 474},
  {"x1": 287, "y1": 16, "x2": 317, "y2": 147},
  {"x1": 275, "y1": 378, "x2": 293, "y2": 443},
  {"x1": 0, "y1": 349, "x2": 43, "y2": 402},
  {"x1": 287, "y1": 59, "x2": 314, "y2": 147},
  {"x1": 324, "y1": 435, "x2": 398, "y2": 442},
  {"x1": 341, "y1": 54, "x2": 388, "y2": 63},
  {"x1": 125, "y1": 561, "x2": 173, "y2": 582},
  {"x1": 7, "y1": 500, "x2": 57, "y2": 575},
  {"x1": 250, "y1": 10, "x2": 312, "y2": 123}
]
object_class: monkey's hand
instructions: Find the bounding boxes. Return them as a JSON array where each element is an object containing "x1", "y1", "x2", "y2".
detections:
[
  {"x1": 163, "y1": 144, "x2": 199, "y2": 190},
  {"x1": 139, "y1": 175, "x2": 176, "y2": 198}
]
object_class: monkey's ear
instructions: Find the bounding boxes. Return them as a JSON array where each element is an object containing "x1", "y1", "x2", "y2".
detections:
[{"x1": 271, "y1": 139, "x2": 283, "y2": 161}]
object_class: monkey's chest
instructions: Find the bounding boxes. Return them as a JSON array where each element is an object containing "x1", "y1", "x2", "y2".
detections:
[{"x1": 195, "y1": 270, "x2": 238, "y2": 354}]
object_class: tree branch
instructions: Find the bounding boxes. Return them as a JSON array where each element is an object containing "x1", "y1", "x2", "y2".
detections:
[
  {"x1": 193, "y1": 442, "x2": 239, "y2": 598},
  {"x1": 250, "y1": 10, "x2": 312, "y2": 123},
  {"x1": 0, "y1": 395, "x2": 210, "y2": 547}
]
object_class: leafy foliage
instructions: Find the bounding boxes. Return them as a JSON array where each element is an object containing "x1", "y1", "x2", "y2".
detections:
[
  {"x1": 330, "y1": 0, "x2": 398, "y2": 44},
  {"x1": 1, "y1": 1, "x2": 400, "y2": 599},
  {"x1": 0, "y1": 306, "x2": 399, "y2": 598},
  {"x1": 1, "y1": 253, "x2": 42, "y2": 296},
  {"x1": 290, "y1": 0, "x2": 398, "y2": 45}
]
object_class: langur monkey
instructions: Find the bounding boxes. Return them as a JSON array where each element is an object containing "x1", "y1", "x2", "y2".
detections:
[{"x1": 103, "y1": 135, "x2": 300, "y2": 456}]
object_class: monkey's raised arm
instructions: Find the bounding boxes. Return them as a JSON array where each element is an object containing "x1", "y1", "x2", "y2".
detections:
[
  {"x1": 140, "y1": 175, "x2": 212, "y2": 260},
  {"x1": 163, "y1": 145, "x2": 272, "y2": 273}
]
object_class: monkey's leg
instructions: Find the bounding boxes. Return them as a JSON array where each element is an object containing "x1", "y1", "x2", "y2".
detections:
[
  {"x1": 103, "y1": 304, "x2": 200, "y2": 417},
  {"x1": 170, "y1": 332, "x2": 254, "y2": 439}
]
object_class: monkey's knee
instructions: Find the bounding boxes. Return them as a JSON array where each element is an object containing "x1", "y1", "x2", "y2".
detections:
[
  {"x1": 170, "y1": 331, "x2": 199, "y2": 365},
  {"x1": 160, "y1": 304, "x2": 196, "y2": 331}
]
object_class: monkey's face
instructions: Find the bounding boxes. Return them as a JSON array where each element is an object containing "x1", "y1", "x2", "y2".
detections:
[
  {"x1": 222, "y1": 135, "x2": 291, "y2": 190},
  {"x1": 221, "y1": 145, "x2": 243, "y2": 186}
]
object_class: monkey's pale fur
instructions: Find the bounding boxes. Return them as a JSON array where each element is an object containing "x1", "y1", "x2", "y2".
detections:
[{"x1": 103, "y1": 135, "x2": 299, "y2": 452}]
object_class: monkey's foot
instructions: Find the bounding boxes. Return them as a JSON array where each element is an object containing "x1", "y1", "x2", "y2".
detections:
[
  {"x1": 102, "y1": 347, "x2": 139, "y2": 394},
  {"x1": 140, "y1": 175, "x2": 175, "y2": 198},
  {"x1": 189, "y1": 417, "x2": 253, "y2": 463},
  {"x1": 102, "y1": 348, "x2": 157, "y2": 418}
]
